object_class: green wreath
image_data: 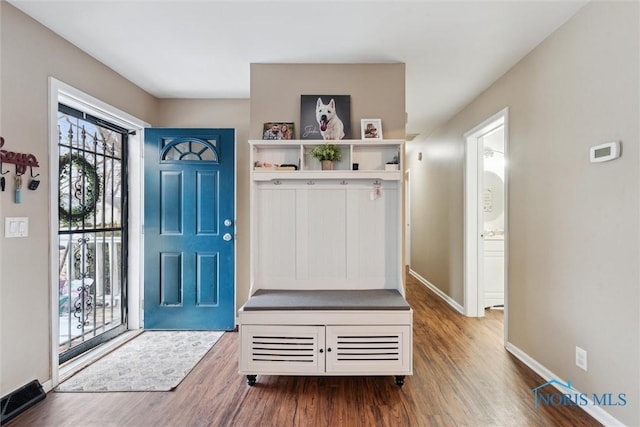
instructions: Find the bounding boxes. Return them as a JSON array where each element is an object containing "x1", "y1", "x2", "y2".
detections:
[{"x1": 59, "y1": 153, "x2": 101, "y2": 225}]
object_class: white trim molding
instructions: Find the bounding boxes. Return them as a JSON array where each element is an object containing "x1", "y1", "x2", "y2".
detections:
[
  {"x1": 409, "y1": 269, "x2": 465, "y2": 315},
  {"x1": 462, "y1": 107, "x2": 510, "y2": 346},
  {"x1": 48, "y1": 77, "x2": 149, "y2": 388},
  {"x1": 505, "y1": 342, "x2": 625, "y2": 427}
]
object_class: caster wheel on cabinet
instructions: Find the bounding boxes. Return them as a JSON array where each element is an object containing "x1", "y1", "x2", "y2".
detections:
[
  {"x1": 247, "y1": 375, "x2": 257, "y2": 386},
  {"x1": 394, "y1": 376, "x2": 405, "y2": 387}
]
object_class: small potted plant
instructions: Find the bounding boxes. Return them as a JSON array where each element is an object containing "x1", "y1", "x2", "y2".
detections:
[{"x1": 310, "y1": 143, "x2": 342, "y2": 170}]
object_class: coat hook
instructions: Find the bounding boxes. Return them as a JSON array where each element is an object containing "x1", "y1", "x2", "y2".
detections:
[
  {"x1": 0, "y1": 161, "x2": 9, "y2": 175},
  {"x1": 30, "y1": 166, "x2": 40, "y2": 178}
]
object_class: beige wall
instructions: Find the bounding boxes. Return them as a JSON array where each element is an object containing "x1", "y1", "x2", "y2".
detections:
[
  {"x1": 250, "y1": 63, "x2": 406, "y2": 140},
  {"x1": 156, "y1": 99, "x2": 251, "y2": 310},
  {"x1": 407, "y1": 2, "x2": 639, "y2": 424},
  {"x1": 0, "y1": 4, "x2": 254, "y2": 395},
  {"x1": 249, "y1": 62, "x2": 406, "y2": 290},
  {"x1": 0, "y1": 3, "x2": 158, "y2": 395}
]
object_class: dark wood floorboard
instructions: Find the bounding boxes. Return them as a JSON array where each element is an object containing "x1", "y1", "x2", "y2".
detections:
[{"x1": 8, "y1": 275, "x2": 601, "y2": 426}]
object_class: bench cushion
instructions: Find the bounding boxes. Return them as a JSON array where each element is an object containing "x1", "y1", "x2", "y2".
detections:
[{"x1": 242, "y1": 289, "x2": 410, "y2": 311}]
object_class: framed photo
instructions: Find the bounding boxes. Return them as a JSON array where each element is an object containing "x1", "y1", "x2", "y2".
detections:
[
  {"x1": 361, "y1": 119, "x2": 382, "y2": 140},
  {"x1": 300, "y1": 95, "x2": 351, "y2": 140},
  {"x1": 262, "y1": 122, "x2": 295, "y2": 140}
]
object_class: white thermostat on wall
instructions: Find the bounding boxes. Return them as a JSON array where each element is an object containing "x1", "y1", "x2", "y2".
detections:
[{"x1": 590, "y1": 141, "x2": 621, "y2": 163}]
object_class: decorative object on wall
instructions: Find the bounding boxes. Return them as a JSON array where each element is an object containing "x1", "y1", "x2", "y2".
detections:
[
  {"x1": 310, "y1": 143, "x2": 342, "y2": 170},
  {"x1": 483, "y1": 171, "x2": 504, "y2": 221},
  {"x1": 0, "y1": 136, "x2": 41, "y2": 202},
  {"x1": 300, "y1": 95, "x2": 351, "y2": 140},
  {"x1": 0, "y1": 136, "x2": 40, "y2": 174},
  {"x1": 361, "y1": 119, "x2": 383, "y2": 140},
  {"x1": 262, "y1": 122, "x2": 295, "y2": 140}
]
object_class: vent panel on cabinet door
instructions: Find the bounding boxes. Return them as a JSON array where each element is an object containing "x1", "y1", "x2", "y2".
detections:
[
  {"x1": 334, "y1": 334, "x2": 400, "y2": 361},
  {"x1": 240, "y1": 325, "x2": 325, "y2": 374},
  {"x1": 325, "y1": 325, "x2": 411, "y2": 374},
  {"x1": 250, "y1": 335, "x2": 315, "y2": 363}
]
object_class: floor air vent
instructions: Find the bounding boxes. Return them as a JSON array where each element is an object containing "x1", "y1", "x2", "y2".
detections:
[{"x1": 1, "y1": 379, "x2": 46, "y2": 424}]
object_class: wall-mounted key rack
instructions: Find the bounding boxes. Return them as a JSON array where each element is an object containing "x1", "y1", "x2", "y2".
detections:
[
  {"x1": 0, "y1": 136, "x2": 41, "y2": 198},
  {"x1": 0, "y1": 136, "x2": 40, "y2": 175}
]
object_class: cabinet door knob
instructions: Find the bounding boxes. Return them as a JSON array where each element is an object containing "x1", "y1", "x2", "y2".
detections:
[
  {"x1": 327, "y1": 347, "x2": 332, "y2": 352},
  {"x1": 319, "y1": 348, "x2": 324, "y2": 353}
]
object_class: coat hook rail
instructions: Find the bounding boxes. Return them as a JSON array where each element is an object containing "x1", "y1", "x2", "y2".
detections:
[{"x1": 0, "y1": 136, "x2": 40, "y2": 175}]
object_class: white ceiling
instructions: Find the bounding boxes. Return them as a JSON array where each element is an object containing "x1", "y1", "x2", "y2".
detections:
[{"x1": 9, "y1": 0, "x2": 587, "y2": 135}]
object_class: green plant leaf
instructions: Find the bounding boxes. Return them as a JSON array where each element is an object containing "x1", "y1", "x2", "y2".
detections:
[{"x1": 310, "y1": 144, "x2": 342, "y2": 161}]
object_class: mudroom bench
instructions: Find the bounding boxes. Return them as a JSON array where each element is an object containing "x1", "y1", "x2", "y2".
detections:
[
  {"x1": 238, "y1": 289, "x2": 412, "y2": 386},
  {"x1": 239, "y1": 140, "x2": 412, "y2": 386}
]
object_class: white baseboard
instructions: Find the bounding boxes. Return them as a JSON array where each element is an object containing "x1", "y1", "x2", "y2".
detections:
[
  {"x1": 409, "y1": 269, "x2": 465, "y2": 315},
  {"x1": 505, "y1": 342, "x2": 625, "y2": 427},
  {"x1": 41, "y1": 379, "x2": 53, "y2": 393}
]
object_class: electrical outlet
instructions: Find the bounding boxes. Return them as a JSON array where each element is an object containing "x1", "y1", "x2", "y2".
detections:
[{"x1": 576, "y1": 346, "x2": 588, "y2": 371}]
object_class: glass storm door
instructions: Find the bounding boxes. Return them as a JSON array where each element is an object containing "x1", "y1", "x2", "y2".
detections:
[{"x1": 144, "y1": 128, "x2": 235, "y2": 330}]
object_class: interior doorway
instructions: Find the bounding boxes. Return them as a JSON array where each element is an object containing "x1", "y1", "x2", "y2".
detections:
[{"x1": 463, "y1": 108, "x2": 508, "y2": 326}]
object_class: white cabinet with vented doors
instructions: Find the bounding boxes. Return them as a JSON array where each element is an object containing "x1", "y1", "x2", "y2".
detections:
[
  {"x1": 241, "y1": 325, "x2": 326, "y2": 375},
  {"x1": 240, "y1": 322, "x2": 411, "y2": 380},
  {"x1": 239, "y1": 139, "x2": 412, "y2": 386}
]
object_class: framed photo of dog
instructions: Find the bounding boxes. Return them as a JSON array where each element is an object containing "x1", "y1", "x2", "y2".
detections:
[
  {"x1": 300, "y1": 95, "x2": 351, "y2": 140},
  {"x1": 361, "y1": 119, "x2": 382, "y2": 140}
]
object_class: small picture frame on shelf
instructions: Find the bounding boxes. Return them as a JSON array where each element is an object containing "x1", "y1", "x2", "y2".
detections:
[
  {"x1": 262, "y1": 122, "x2": 295, "y2": 140},
  {"x1": 361, "y1": 119, "x2": 382, "y2": 140}
]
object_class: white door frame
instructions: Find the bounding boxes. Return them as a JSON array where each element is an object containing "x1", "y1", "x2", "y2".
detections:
[
  {"x1": 463, "y1": 108, "x2": 508, "y2": 324},
  {"x1": 48, "y1": 78, "x2": 148, "y2": 387},
  {"x1": 404, "y1": 168, "x2": 411, "y2": 266}
]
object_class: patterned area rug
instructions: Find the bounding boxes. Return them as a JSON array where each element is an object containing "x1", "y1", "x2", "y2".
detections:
[{"x1": 56, "y1": 331, "x2": 224, "y2": 392}]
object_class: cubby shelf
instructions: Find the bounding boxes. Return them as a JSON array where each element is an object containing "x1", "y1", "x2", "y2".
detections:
[
  {"x1": 249, "y1": 139, "x2": 404, "y2": 180},
  {"x1": 252, "y1": 170, "x2": 401, "y2": 181}
]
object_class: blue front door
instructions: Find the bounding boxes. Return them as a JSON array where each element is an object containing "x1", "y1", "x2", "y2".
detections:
[{"x1": 144, "y1": 128, "x2": 235, "y2": 330}]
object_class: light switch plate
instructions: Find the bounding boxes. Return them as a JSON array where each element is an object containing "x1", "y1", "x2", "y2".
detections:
[{"x1": 5, "y1": 217, "x2": 29, "y2": 238}]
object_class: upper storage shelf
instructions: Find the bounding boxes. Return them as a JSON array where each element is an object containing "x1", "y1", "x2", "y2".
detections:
[{"x1": 249, "y1": 139, "x2": 404, "y2": 181}]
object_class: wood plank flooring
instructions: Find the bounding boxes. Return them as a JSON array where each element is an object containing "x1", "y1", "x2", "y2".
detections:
[{"x1": 9, "y1": 274, "x2": 600, "y2": 426}]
